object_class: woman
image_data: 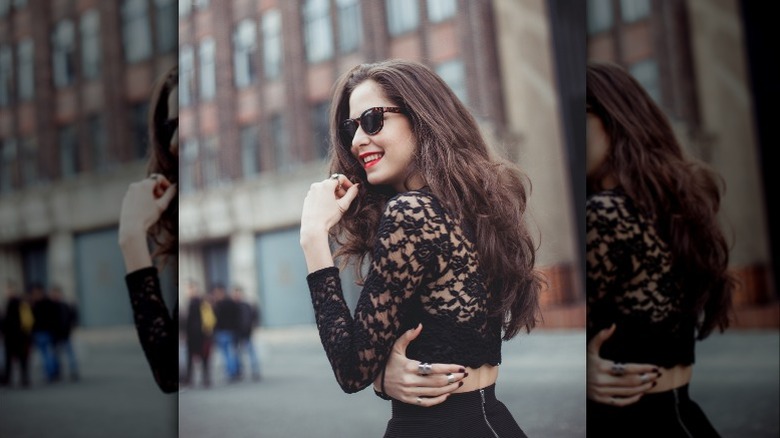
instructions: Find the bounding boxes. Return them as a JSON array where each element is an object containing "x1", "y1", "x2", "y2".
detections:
[
  {"x1": 118, "y1": 65, "x2": 179, "y2": 394},
  {"x1": 300, "y1": 59, "x2": 541, "y2": 437},
  {"x1": 584, "y1": 62, "x2": 734, "y2": 436}
]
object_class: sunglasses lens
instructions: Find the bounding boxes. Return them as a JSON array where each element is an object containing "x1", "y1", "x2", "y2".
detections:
[
  {"x1": 339, "y1": 120, "x2": 358, "y2": 148},
  {"x1": 361, "y1": 109, "x2": 383, "y2": 135}
]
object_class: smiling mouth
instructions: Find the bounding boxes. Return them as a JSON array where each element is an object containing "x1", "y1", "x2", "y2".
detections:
[{"x1": 361, "y1": 153, "x2": 384, "y2": 168}]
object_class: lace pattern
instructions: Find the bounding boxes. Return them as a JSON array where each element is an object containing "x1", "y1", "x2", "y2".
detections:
[
  {"x1": 307, "y1": 191, "x2": 501, "y2": 393},
  {"x1": 125, "y1": 267, "x2": 178, "y2": 393},
  {"x1": 586, "y1": 190, "x2": 695, "y2": 367}
]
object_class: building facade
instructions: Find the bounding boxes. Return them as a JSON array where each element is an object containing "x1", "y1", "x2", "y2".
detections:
[
  {"x1": 0, "y1": 0, "x2": 177, "y2": 326},
  {"x1": 177, "y1": 0, "x2": 584, "y2": 327}
]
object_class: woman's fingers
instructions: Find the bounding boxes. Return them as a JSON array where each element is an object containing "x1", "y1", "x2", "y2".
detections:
[
  {"x1": 587, "y1": 324, "x2": 616, "y2": 355},
  {"x1": 590, "y1": 380, "x2": 655, "y2": 398},
  {"x1": 589, "y1": 392, "x2": 644, "y2": 407},
  {"x1": 155, "y1": 183, "x2": 177, "y2": 211},
  {"x1": 409, "y1": 393, "x2": 450, "y2": 408}
]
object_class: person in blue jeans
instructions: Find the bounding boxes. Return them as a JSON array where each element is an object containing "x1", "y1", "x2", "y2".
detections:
[
  {"x1": 50, "y1": 286, "x2": 79, "y2": 381},
  {"x1": 231, "y1": 286, "x2": 261, "y2": 381},
  {"x1": 30, "y1": 284, "x2": 60, "y2": 383},
  {"x1": 211, "y1": 285, "x2": 239, "y2": 382}
]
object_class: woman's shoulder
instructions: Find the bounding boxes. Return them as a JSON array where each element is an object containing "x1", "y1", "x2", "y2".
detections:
[
  {"x1": 384, "y1": 190, "x2": 440, "y2": 214},
  {"x1": 586, "y1": 189, "x2": 629, "y2": 209}
]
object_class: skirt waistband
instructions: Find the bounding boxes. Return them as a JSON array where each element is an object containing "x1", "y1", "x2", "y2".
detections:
[{"x1": 391, "y1": 384, "x2": 497, "y2": 419}]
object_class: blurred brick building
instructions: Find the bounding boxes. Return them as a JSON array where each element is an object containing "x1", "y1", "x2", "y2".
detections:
[
  {"x1": 586, "y1": 0, "x2": 777, "y2": 327},
  {"x1": 176, "y1": 0, "x2": 585, "y2": 328},
  {"x1": 0, "y1": 0, "x2": 177, "y2": 326}
]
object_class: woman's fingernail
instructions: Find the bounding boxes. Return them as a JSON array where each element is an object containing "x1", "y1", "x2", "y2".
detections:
[
  {"x1": 458, "y1": 382, "x2": 463, "y2": 387},
  {"x1": 464, "y1": 373, "x2": 469, "y2": 377},
  {"x1": 458, "y1": 368, "x2": 466, "y2": 373},
  {"x1": 652, "y1": 368, "x2": 659, "y2": 373},
  {"x1": 652, "y1": 382, "x2": 657, "y2": 387}
]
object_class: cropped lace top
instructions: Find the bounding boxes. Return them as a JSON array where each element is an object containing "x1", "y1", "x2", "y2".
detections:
[
  {"x1": 306, "y1": 191, "x2": 502, "y2": 393},
  {"x1": 586, "y1": 190, "x2": 695, "y2": 368}
]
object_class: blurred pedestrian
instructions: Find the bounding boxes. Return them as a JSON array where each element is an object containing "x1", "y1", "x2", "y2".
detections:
[
  {"x1": 29, "y1": 283, "x2": 60, "y2": 383},
  {"x1": 118, "y1": 65, "x2": 179, "y2": 393},
  {"x1": 231, "y1": 286, "x2": 261, "y2": 382},
  {"x1": 50, "y1": 285, "x2": 80, "y2": 381},
  {"x1": 211, "y1": 285, "x2": 239, "y2": 382},
  {"x1": 183, "y1": 280, "x2": 214, "y2": 387},
  {"x1": 1, "y1": 280, "x2": 33, "y2": 387}
]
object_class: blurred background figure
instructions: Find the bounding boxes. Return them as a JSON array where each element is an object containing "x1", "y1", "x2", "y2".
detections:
[
  {"x1": 29, "y1": 283, "x2": 59, "y2": 383},
  {"x1": 49, "y1": 285, "x2": 80, "y2": 382},
  {"x1": 183, "y1": 279, "x2": 214, "y2": 387},
  {"x1": 231, "y1": 285, "x2": 261, "y2": 382},
  {"x1": 1, "y1": 280, "x2": 33, "y2": 387},
  {"x1": 211, "y1": 284, "x2": 239, "y2": 382}
]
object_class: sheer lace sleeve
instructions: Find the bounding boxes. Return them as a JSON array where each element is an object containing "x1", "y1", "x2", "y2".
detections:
[
  {"x1": 125, "y1": 267, "x2": 178, "y2": 393},
  {"x1": 306, "y1": 193, "x2": 449, "y2": 393},
  {"x1": 586, "y1": 194, "x2": 621, "y2": 339}
]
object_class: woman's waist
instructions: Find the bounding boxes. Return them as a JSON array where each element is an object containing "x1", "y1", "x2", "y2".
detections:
[
  {"x1": 391, "y1": 383, "x2": 500, "y2": 418},
  {"x1": 646, "y1": 364, "x2": 692, "y2": 393},
  {"x1": 454, "y1": 364, "x2": 498, "y2": 393}
]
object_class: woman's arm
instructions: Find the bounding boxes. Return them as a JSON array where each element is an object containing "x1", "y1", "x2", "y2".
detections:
[
  {"x1": 301, "y1": 181, "x2": 447, "y2": 393},
  {"x1": 119, "y1": 176, "x2": 178, "y2": 393}
]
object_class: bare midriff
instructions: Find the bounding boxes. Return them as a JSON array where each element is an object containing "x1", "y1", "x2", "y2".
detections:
[
  {"x1": 646, "y1": 364, "x2": 692, "y2": 393},
  {"x1": 454, "y1": 364, "x2": 499, "y2": 393}
]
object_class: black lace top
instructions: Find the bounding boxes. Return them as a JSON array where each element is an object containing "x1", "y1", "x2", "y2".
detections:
[
  {"x1": 586, "y1": 190, "x2": 695, "y2": 368},
  {"x1": 125, "y1": 267, "x2": 178, "y2": 393},
  {"x1": 306, "y1": 191, "x2": 502, "y2": 393}
]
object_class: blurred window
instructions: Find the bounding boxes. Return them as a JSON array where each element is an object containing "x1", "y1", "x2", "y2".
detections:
[
  {"x1": 234, "y1": 19, "x2": 258, "y2": 88},
  {"x1": 587, "y1": 0, "x2": 613, "y2": 35},
  {"x1": 263, "y1": 9, "x2": 283, "y2": 80},
  {"x1": 121, "y1": 0, "x2": 152, "y2": 63},
  {"x1": 88, "y1": 114, "x2": 108, "y2": 171},
  {"x1": 17, "y1": 39, "x2": 34, "y2": 101},
  {"x1": 620, "y1": 0, "x2": 650, "y2": 23},
  {"x1": 427, "y1": 0, "x2": 456, "y2": 23},
  {"x1": 311, "y1": 101, "x2": 330, "y2": 160},
  {"x1": 240, "y1": 125, "x2": 260, "y2": 177},
  {"x1": 436, "y1": 59, "x2": 467, "y2": 105},
  {"x1": 337, "y1": 0, "x2": 361, "y2": 54},
  {"x1": 1, "y1": 138, "x2": 16, "y2": 192},
  {"x1": 181, "y1": 137, "x2": 199, "y2": 193},
  {"x1": 20, "y1": 136, "x2": 38, "y2": 186},
  {"x1": 179, "y1": 0, "x2": 192, "y2": 17},
  {"x1": 0, "y1": 45, "x2": 12, "y2": 106},
  {"x1": 386, "y1": 0, "x2": 419, "y2": 36},
  {"x1": 303, "y1": 0, "x2": 334, "y2": 63},
  {"x1": 129, "y1": 101, "x2": 149, "y2": 159},
  {"x1": 155, "y1": 0, "x2": 177, "y2": 54},
  {"x1": 202, "y1": 136, "x2": 220, "y2": 188},
  {"x1": 271, "y1": 114, "x2": 289, "y2": 171},
  {"x1": 80, "y1": 9, "x2": 101, "y2": 80},
  {"x1": 59, "y1": 124, "x2": 78, "y2": 178},
  {"x1": 199, "y1": 37, "x2": 216, "y2": 101},
  {"x1": 180, "y1": 45, "x2": 195, "y2": 106},
  {"x1": 52, "y1": 20, "x2": 76, "y2": 88},
  {"x1": 629, "y1": 58, "x2": 661, "y2": 104}
]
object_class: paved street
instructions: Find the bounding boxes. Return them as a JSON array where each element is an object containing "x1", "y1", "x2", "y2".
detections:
[{"x1": 2, "y1": 327, "x2": 778, "y2": 438}]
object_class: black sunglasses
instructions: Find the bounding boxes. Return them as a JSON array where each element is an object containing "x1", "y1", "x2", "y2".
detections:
[{"x1": 339, "y1": 107, "x2": 405, "y2": 149}]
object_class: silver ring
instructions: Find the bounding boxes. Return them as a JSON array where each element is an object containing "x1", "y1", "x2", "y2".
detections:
[
  {"x1": 148, "y1": 173, "x2": 162, "y2": 181},
  {"x1": 611, "y1": 362, "x2": 625, "y2": 377},
  {"x1": 610, "y1": 397, "x2": 616, "y2": 405},
  {"x1": 330, "y1": 173, "x2": 341, "y2": 180},
  {"x1": 639, "y1": 373, "x2": 649, "y2": 383},
  {"x1": 446, "y1": 373, "x2": 455, "y2": 384},
  {"x1": 416, "y1": 397, "x2": 422, "y2": 405},
  {"x1": 418, "y1": 362, "x2": 432, "y2": 376}
]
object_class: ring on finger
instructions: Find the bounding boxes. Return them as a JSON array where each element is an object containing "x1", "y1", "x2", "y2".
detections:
[
  {"x1": 416, "y1": 396, "x2": 423, "y2": 405},
  {"x1": 330, "y1": 173, "x2": 341, "y2": 180},
  {"x1": 611, "y1": 362, "x2": 626, "y2": 377},
  {"x1": 148, "y1": 173, "x2": 162, "y2": 181},
  {"x1": 418, "y1": 362, "x2": 432, "y2": 376},
  {"x1": 639, "y1": 373, "x2": 649, "y2": 383},
  {"x1": 446, "y1": 373, "x2": 455, "y2": 384}
]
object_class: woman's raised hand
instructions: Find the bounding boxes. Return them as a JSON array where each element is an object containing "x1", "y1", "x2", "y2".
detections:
[
  {"x1": 586, "y1": 324, "x2": 661, "y2": 407},
  {"x1": 374, "y1": 324, "x2": 467, "y2": 407},
  {"x1": 300, "y1": 174, "x2": 359, "y2": 237},
  {"x1": 118, "y1": 174, "x2": 177, "y2": 272}
]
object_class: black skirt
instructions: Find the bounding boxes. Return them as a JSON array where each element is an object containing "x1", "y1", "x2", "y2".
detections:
[
  {"x1": 384, "y1": 384, "x2": 527, "y2": 438},
  {"x1": 587, "y1": 384, "x2": 720, "y2": 437}
]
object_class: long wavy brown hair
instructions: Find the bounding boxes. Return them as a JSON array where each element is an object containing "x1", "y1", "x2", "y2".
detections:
[
  {"x1": 146, "y1": 65, "x2": 178, "y2": 263},
  {"x1": 586, "y1": 61, "x2": 734, "y2": 339},
  {"x1": 328, "y1": 60, "x2": 541, "y2": 339}
]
